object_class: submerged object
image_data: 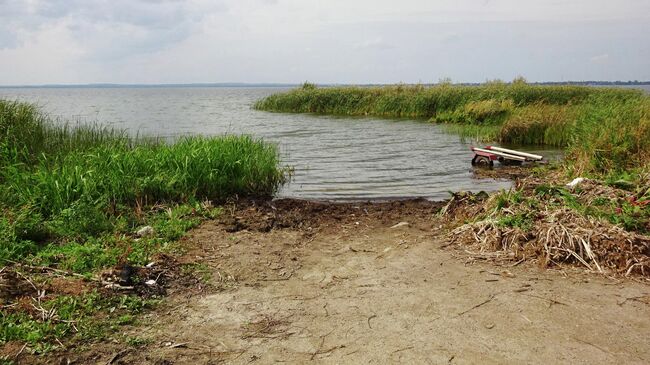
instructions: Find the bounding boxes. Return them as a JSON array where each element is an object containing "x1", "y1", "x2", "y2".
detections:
[{"x1": 471, "y1": 146, "x2": 544, "y2": 167}]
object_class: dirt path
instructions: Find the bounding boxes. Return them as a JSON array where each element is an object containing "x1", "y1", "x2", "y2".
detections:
[{"x1": 88, "y1": 200, "x2": 649, "y2": 364}]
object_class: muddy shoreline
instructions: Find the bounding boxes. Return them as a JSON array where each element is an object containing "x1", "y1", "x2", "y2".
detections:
[
  {"x1": 21, "y1": 193, "x2": 647, "y2": 365},
  {"x1": 5, "y1": 167, "x2": 650, "y2": 364}
]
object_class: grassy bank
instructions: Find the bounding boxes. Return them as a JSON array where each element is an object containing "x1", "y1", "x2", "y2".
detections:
[
  {"x1": 1, "y1": 99, "x2": 287, "y2": 264},
  {"x1": 0, "y1": 99, "x2": 287, "y2": 352},
  {"x1": 255, "y1": 82, "x2": 650, "y2": 172}
]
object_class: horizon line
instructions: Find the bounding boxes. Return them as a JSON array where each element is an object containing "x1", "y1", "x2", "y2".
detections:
[{"x1": 1, "y1": 80, "x2": 650, "y2": 88}]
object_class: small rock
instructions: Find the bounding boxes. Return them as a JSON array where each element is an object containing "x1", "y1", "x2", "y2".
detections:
[
  {"x1": 145, "y1": 279, "x2": 156, "y2": 286},
  {"x1": 117, "y1": 264, "x2": 135, "y2": 285},
  {"x1": 390, "y1": 222, "x2": 410, "y2": 229},
  {"x1": 136, "y1": 225, "x2": 155, "y2": 237},
  {"x1": 485, "y1": 323, "x2": 495, "y2": 329}
]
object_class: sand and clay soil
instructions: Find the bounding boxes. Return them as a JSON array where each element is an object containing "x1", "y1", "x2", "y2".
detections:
[{"x1": 53, "y1": 198, "x2": 650, "y2": 365}]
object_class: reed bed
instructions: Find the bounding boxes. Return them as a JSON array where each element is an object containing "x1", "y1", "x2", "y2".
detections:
[
  {"x1": 254, "y1": 82, "x2": 623, "y2": 117},
  {"x1": 3, "y1": 136, "x2": 285, "y2": 214},
  {"x1": 0, "y1": 100, "x2": 133, "y2": 166},
  {"x1": 0, "y1": 99, "x2": 287, "y2": 263},
  {"x1": 1, "y1": 99, "x2": 292, "y2": 347},
  {"x1": 255, "y1": 82, "x2": 650, "y2": 172}
]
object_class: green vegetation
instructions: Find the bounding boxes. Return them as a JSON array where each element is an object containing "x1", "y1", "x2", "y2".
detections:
[
  {"x1": 1, "y1": 99, "x2": 286, "y2": 265},
  {"x1": 0, "y1": 99, "x2": 288, "y2": 351},
  {"x1": 472, "y1": 166, "x2": 650, "y2": 235},
  {"x1": 254, "y1": 80, "x2": 611, "y2": 118},
  {"x1": 255, "y1": 81, "x2": 650, "y2": 172},
  {"x1": 1, "y1": 292, "x2": 157, "y2": 353}
]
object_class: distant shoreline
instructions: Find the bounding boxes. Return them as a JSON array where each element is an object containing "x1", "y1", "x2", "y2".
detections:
[
  {"x1": 0, "y1": 83, "x2": 298, "y2": 89},
  {"x1": 1, "y1": 81, "x2": 649, "y2": 89}
]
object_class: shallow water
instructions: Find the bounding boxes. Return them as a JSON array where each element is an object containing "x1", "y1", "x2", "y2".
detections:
[{"x1": 0, "y1": 87, "x2": 564, "y2": 201}]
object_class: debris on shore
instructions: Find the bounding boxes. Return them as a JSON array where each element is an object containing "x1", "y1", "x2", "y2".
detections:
[{"x1": 442, "y1": 176, "x2": 650, "y2": 277}]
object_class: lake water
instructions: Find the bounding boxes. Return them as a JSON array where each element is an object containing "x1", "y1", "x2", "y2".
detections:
[{"x1": 0, "y1": 86, "x2": 580, "y2": 201}]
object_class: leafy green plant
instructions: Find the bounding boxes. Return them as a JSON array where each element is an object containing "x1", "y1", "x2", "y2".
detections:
[
  {"x1": 497, "y1": 213, "x2": 534, "y2": 231},
  {"x1": 0, "y1": 292, "x2": 157, "y2": 350}
]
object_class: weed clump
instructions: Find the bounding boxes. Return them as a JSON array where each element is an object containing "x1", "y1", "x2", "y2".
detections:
[{"x1": 442, "y1": 175, "x2": 650, "y2": 276}]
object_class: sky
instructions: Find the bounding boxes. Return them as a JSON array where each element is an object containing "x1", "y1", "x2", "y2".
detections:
[{"x1": 1, "y1": 0, "x2": 649, "y2": 85}]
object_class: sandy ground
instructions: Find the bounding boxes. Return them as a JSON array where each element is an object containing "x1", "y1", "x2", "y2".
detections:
[{"x1": 69, "y1": 199, "x2": 649, "y2": 364}]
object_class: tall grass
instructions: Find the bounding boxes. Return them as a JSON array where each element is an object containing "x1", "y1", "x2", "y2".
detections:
[
  {"x1": 569, "y1": 95, "x2": 650, "y2": 172},
  {"x1": 255, "y1": 82, "x2": 650, "y2": 172},
  {"x1": 2, "y1": 136, "x2": 285, "y2": 216},
  {"x1": 0, "y1": 99, "x2": 287, "y2": 262},
  {"x1": 1, "y1": 99, "x2": 286, "y2": 207},
  {"x1": 0, "y1": 100, "x2": 131, "y2": 166},
  {"x1": 0, "y1": 99, "x2": 289, "y2": 349},
  {"x1": 254, "y1": 82, "x2": 641, "y2": 118},
  {"x1": 498, "y1": 103, "x2": 577, "y2": 146}
]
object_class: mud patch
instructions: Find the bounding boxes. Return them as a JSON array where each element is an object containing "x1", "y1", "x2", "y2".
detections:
[
  {"x1": 472, "y1": 164, "x2": 540, "y2": 181},
  {"x1": 19, "y1": 196, "x2": 650, "y2": 364},
  {"x1": 100, "y1": 253, "x2": 201, "y2": 298},
  {"x1": 67, "y1": 196, "x2": 650, "y2": 365},
  {"x1": 219, "y1": 198, "x2": 443, "y2": 233},
  {"x1": 241, "y1": 314, "x2": 294, "y2": 340},
  {"x1": 0, "y1": 268, "x2": 40, "y2": 305}
]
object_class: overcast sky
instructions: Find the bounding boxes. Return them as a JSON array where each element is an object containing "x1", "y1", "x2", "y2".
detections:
[{"x1": 1, "y1": 0, "x2": 649, "y2": 85}]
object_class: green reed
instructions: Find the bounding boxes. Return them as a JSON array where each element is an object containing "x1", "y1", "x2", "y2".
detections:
[
  {"x1": 255, "y1": 82, "x2": 649, "y2": 172},
  {"x1": 1, "y1": 99, "x2": 287, "y2": 263}
]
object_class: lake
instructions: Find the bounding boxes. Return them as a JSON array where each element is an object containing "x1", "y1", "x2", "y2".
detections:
[{"x1": 0, "y1": 86, "x2": 572, "y2": 201}]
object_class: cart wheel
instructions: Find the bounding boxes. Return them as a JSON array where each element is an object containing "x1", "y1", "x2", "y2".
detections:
[{"x1": 472, "y1": 155, "x2": 493, "y2": 167}]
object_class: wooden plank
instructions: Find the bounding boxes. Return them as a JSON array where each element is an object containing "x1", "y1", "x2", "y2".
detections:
[
  {"x1": 487, "y1": 146, "x2": 543, "y2": 161},
  {"x1": 472, "y1": 147, "x2": 526, "y2": 161}
]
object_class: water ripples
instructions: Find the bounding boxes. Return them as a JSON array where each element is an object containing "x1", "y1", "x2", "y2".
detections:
[{"x1": 0, "y1": 86, "x2": 562, "y2": 201}]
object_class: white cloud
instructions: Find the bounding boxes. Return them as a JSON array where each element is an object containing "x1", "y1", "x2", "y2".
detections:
[{"x1": 0, "y1": 0, "x2": 649, "y2": 84}]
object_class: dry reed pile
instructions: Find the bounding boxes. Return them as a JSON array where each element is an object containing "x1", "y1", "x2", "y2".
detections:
[{"x1": 443, "y1": 180, "x2": 650, "y2": 277}]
